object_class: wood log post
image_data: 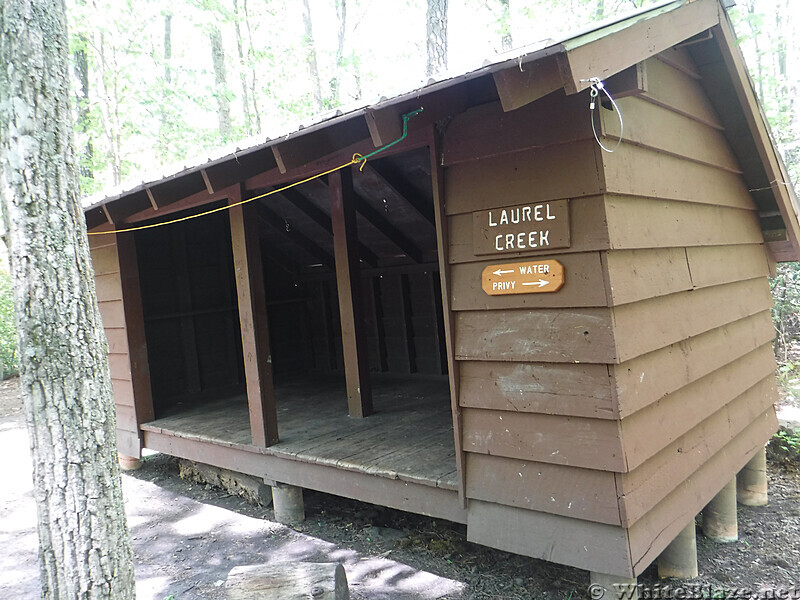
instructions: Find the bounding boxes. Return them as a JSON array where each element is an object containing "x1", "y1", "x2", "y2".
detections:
[
  {"x1": 737, "y1": 447, "x2": 768, "y2": 506},
  {"x1": 590, "y1": 572, "x2": 638, "y2": 600},
  {"x1": 272, "y1": 483, "x2": 305, "y2": 524},
  {"x1": 117, "y1": 454, "x2": 142, "y2": 471},
  {"x1": 657, "y1": 521, "x2": 698, "y2": 579},
  {"x1": 702, "y1": 478, "x2": 738, "y2": 542},
  {"x1": 329, "y1": 167, "x2": 373, "y2": 417},
  {"x1": 226, "y1": 562, "x2": 348, "y2": 600},
  {"x1": 229, "y1": 188, "x2": 279, "y2": 446}
]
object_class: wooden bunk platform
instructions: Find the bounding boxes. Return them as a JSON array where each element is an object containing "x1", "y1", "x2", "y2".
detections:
[{"x1": 139, "y1": 375, "x2": 462, "y2": 517}]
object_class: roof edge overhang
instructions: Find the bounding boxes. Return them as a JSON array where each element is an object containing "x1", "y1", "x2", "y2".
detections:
[{"x1": 83, "y1": 0, "x2": 800, "y2": 265}]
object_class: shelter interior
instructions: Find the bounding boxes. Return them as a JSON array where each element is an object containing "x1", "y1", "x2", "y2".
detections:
[{"x1": 134, "y1": 147, "x2": 458, "y2": 488}]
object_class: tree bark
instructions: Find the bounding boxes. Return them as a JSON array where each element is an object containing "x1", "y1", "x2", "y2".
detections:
[
  {"x1": 158, "y1": 12, "x2": 173, "y2": 162},
  {"x1": 233, "y1": 0, "x2": 254, "y2": 136},
  {"x1": 73, "y1": 37, "x2": 93, "y2": 180},
  {"x1": 210, "y1": 25, "x2": 233, "y2": 142},
  {"x1": 426, "y1": 0, "x2": 448, "y2": 77},
  {"x1": 243, "y1": 0, "x2": 262, "y2": 133},
  {"x1": 0, "y1": 0, "x2": 135, "y2": 598},
  {"x1": 330, "y1": 0, "x2": 347, "y2": 106},
  {"x1": 301, "y1": 0, "x2": 325, "y2": 112}
]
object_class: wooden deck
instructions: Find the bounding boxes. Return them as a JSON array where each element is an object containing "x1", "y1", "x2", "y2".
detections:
[{"x1": 140, "y1": 374, "x2": 458, "y2": 490}]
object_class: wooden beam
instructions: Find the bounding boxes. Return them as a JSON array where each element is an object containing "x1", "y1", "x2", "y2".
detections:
[
  {"x1": 559, "y1": 0, "x2": 719, "y2": 95},
  {"x1": 364, "y1": 162, "x2": 436, "y2": 227},
  {"x1": 256, "y1": 202, "x2": 335, "y2": 270},
  {"x1": 277, "y1": 187, "x2": 379, "y2": 267},
  {"x1": 229, "y1": 186, "x2": 279, "y2": 447},
  {"x1": 710, "y1": 9, "x2": 800, "y2": 262},
  {"x1": 116, "y1": 231, "x2": 155, "y2": 445},
  {"x1": 365, "y1": 106, "x2": 402, "y2": 147},
  {"x1": 398, "y1": 274, "x2": 416, "y2": 374},
  {"x1": 428, "y1": 127, "x2": 466, "y2": 507},
  {"x1": 352, "y1": 190, "x2": 424, "y2": 263},
  {"x1": 245, "y1": 126, "x2": 430, "y2": 192},
  {"x1": 173, "y1": 225, "x2": 202, "y2": 395},
  {"x1": 493, "y1": 54, "x2": 565, "y2": 112},
  {"x1": 101, "y1": 203, "x2": 114, "y2": 225},
  {"x1": 200, "y1": 168, "x2": 215, "y2": 194},
  {"x1": 604, "y1": 62, "x2": 648, "y2": 99},
  {"x1": 145, "y1": 188, "x2": 159, "y2": 211},
  {"x1": 329, "y1": 168, "x2": 373, "y2": 418}
]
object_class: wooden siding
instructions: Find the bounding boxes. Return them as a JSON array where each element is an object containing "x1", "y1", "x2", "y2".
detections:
[
  {"x1": 449, "y1": 49, "x2": 779, "y2": 578},
  {"x1": 606, "y1": 55, "x2": 779, "y2": 575},
  {"x1": 89, "y1": 232, "x2": 141, "y2": 457}
]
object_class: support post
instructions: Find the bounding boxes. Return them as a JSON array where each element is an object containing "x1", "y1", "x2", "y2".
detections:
[
  {"x1": 329, "y1": 167, "x2": 373, "y2": 417},
  {"x1": 590, "y1": 572, "x2": 638, "y2": 600},
  {"x1": 229, "y1": 188, "x2": 279, "y2": 446},
  {"x1": 272, "y1": 483, "x2": 305, "y2": 524},
  {"x1": 657, "y1": 521, "x2": 698, "y2": 579},
  {"x1": 737, "y1": 447, "x2": 768, "y2": 506},
  {"x1": 429, "y1": 128, "x2": 467, "y2": 507},
  {"x1": 702, "y1": 478, "x2": 738, "y2": 542},
  {"x1": 116, "y1": 231, "x2": 155, "y2": 453},
  {"x1": 117, "y1": 455, "x2": 142, "y2": 471}
]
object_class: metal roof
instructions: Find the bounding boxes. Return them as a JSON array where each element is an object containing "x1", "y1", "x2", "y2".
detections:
[{"x1": 83, "y1": 0, "x2": 686, "y2": 210}]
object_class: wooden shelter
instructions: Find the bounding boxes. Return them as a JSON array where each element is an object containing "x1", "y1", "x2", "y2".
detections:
[{"x1": 84, "y1": 0, "x2": 799, "y2": 581}]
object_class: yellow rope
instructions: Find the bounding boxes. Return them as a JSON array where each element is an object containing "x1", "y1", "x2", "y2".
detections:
[
  {"x1": 87, "y1": 107, "x2": 424, "y2": 237},
  {"x1": 87, "y1": 155, "x2": 361, "y2": 236}
]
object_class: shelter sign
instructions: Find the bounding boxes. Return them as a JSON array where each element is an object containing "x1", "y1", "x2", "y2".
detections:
[
  {"x1": 472, "y1": 199, "x2": 570, "y2": 255},
  {"x1": 482, "y1": 260, "x2": 565, "y2": 295}
]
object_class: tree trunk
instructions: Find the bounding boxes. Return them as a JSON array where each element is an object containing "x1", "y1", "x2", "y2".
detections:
[
  {"x1": 301, "y1": 0, "x2": 325, "y2": 112},
  {"x1": 426, "y1": 0, "x2": 448, "y2": 77},
  {"x1": 0, "y1": 0, "x2": 135, "y2": 598},
  {"x1": 210, "y1": 25, "x2": 233, "y2": 142},
  {"x1": 330, "y1": 0, "x2": 347, "y2": 106},
  {"x1": 498, "y1": 0, "x2": 511, "y2": 51},
  {"x1": 73, "y1": 37, "x2": 93, "y2": 180},
  {"x1": 243, "y1": 0, "x2": 262, "y2": 133},
  {"x1": 233, "y1": 0, "x2": 254, "y2": 135},
  {"x1": 158, "y1": 12, "x2": 173, "y2": 162}
]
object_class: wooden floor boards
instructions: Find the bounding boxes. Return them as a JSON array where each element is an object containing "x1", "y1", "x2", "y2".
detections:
[{"x1": 140, "y1": 374, "x2": 458, "y2": 489}]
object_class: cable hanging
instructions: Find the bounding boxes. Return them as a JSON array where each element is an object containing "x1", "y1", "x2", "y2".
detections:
[{"x1": 583, "y1": 77, "x2": 624, "y2": 153}]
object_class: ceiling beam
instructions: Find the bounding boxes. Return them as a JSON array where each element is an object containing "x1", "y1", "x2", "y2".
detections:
[
  {"x1": 364, "y1": 162, "x2": 435, "y2": 227},
  {"x1": 353, "y1": 191, "x2": 423, "y2": 263},
  {"x1": 276, "y1": 187, "x2": 379, "y2": 267},
  {"x1": 256, "y1": 202, "x2": 335, "y2": 270}
]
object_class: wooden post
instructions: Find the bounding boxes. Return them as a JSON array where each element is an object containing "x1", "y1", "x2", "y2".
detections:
[
  {"x1": 702, "y1": 478, "x2": 738, "y2": 542},
  {"x1": 116, "y1": 231, "x2": 155, "y2": 452},
  {"x1": 428, "y1": 128, "x2": 467, "y2": 507},
  {"x1": 737, "y1": 447, "x2": 768, "y2": 506},
  {"x1": 117, "y1": 455, "x2": 142, "y2": 471},
  {"x1": 229, "y1": 188, "x2": 279, "y2": 446},
  {"x1": 657, "y1": 521, "x2": 698, "y2": 579},
  {"x1": 226, "y1": 562, "x2": 348, "y2": 600},
  {"x1": 329, "y1": 167, "x2": 373, "y2": 417},
  {"x1": 590, "y1": 572, "x2": 638, "y2": 600},
  {"x1": 272, "y1": 483, "x2": 305, "y2": 524}
]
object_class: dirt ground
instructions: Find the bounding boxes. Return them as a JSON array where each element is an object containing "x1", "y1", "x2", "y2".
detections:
[{"x1": 1, "y1": 376, "x2": 798, "y2": 600}]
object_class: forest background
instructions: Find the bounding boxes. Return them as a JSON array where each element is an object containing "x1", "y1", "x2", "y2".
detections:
[{"x1": 1, "y1": 0, "x2": 799, "y2": 380}]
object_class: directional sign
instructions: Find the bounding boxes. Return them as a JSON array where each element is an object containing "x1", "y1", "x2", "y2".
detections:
[{"x1": 481, "y1": 259, "x2": 565, "y2": 296}]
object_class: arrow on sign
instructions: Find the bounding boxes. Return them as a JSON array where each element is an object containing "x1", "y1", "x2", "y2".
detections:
[
  {"x1": 492, "y1": 268, "x2": 515, "y2": 276},
  {"x1": 522, "y1": 279, "x2": 550, "y2": 288}
]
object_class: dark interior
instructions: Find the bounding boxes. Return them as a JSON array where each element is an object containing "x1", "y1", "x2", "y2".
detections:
[{"x1": 135, "y1": 147, "x2": 448, "y2": 421}]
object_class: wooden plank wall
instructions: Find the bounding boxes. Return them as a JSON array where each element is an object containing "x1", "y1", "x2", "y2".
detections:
[
  {"x1": 448, "y1": 50, "x2": 779, "y2": 577},
  {"x1": 306, "y1": 269, "x2": 447, "y2": 378},
  {"x1": 135, "y1": 211, "x2": 245, "y2": 412},
  {"x1": 601, "y1": 49, "x2": 779, "y2": 575},
  {"x1": 89, "y1": 229, "x2": 145, "y2": 457}
]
